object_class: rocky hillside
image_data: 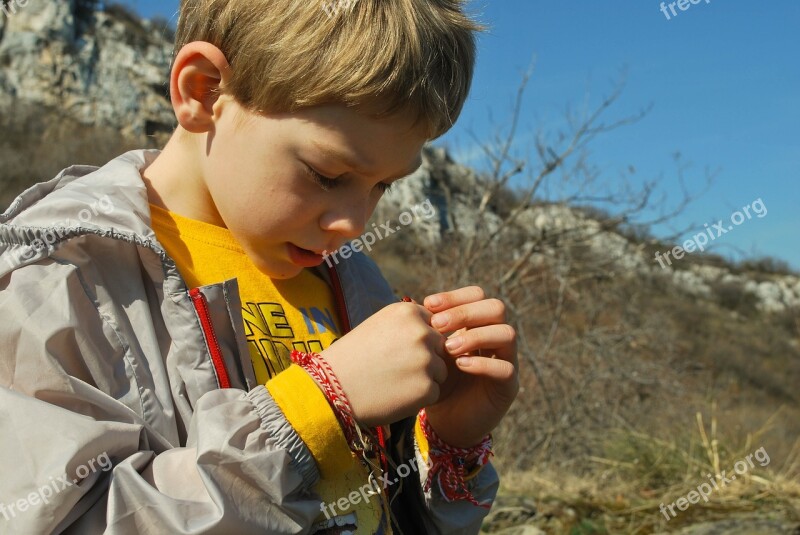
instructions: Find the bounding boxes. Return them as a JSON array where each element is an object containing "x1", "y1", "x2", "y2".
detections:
[
  {"x1": 379, "y1": 146, "x2": 800, "y2": 314},
  {"x1": 0, "y1": 0, "x2": 174, "y2": 141},
  {"x1": 1, "y1": 0, "x2": 797, "y2": 313},
  {"x1": 3, "y1": 1, "x2": 797, "y2": 316}
]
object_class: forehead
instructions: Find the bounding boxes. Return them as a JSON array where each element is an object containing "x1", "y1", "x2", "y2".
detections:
[{"x1": 293, "y1": 104, "x2": 427, "y2": 175}]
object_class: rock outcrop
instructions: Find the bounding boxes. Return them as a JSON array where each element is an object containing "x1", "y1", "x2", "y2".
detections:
[
  {"x1": 3, "y1": 1, "x2": 796, "y2": 313},
  {"x1": 0, "y1": 0, "x2": 174, "y2": 141},
  {"x1": 379, "y1": 146, "x2": 800, "y2": 313}
]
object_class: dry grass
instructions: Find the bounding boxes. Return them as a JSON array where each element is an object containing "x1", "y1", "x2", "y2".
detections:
[
  {"x1": 490, "y1": 407, "x2": 800, "y2": 533},
  {"x1": 0, "y1": 102, "x2": 154, "y2": 209},
  {"x1": 370, "y1": 211, "x2": 800, "y2": 533}
]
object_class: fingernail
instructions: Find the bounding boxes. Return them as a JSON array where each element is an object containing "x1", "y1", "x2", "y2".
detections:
[
  {"x1": 456, "y1": 356, "x2": 473, "y2": 367},
  {"x1": 431, "y1": 314, "x2": 448, "y2": 329},
  {"x1": 445, "y1": 336, "x2": 463, "y2": 352},
  {"x1": 427, "y1": 296, "x2": 443, "y2": 308}
]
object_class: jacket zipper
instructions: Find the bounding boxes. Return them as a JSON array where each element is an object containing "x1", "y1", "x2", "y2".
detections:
[{"x1": 189, "y1": 287, "x2": 232, "y2": 389}]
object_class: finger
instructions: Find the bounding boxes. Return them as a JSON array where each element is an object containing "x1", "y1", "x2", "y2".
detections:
[
  {"x1": 423, "y1": 286, "x2": 485, "y2": 312},
  {"x1": 424, "y1": 328, "x2": 450, "y2": 360},
  {"x1": 430, "y1": 298, "x2": 506, "y2": 333},
  {"x1": 415, "y1": 303, "x2": 433, "y2": 321},
  {"x1": 454, "y1": 355, "x2": 517, "y2": 381},
  {"x1": 444, "y1": 324, "x2": 516, "y2": 357},
  {"x1": 428, "y1": 352, "x2": 449, "y2": 384}
]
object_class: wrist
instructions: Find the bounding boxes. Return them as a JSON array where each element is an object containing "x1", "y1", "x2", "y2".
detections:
[
  {"x1": 289, "y1": 350, "x2": 367, "y2": 454},
  {"x1": 424, "y1": 407, "x2": 487, "y2": 449},
  {"x1": 417, "y1": 408, "x2": 493, "y2": 507},
  {"x1": 290, "y1": 351, "x2": 394, "y2": 477}
]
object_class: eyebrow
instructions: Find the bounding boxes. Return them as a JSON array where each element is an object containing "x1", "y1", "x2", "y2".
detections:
[{"x1": 311, "y1": 141, "x2": 422, "y2": 180}]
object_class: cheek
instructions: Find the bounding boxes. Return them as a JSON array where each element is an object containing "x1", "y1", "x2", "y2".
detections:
[
  {"x1": 206, "y1": 123, "x2": 277, "y2": 201},
  {"x1": 224, "y1": 186, "x2": 308, "y2": 236},
  {"x1": 206, "y1": 151, "x2": 298, "y2": 214},
  {"x1": 358, "y1": 191, "x2": 384, "y2": 224},
  {"x1": 215, "y1": 174, "x2": 320, "y2": 239}
]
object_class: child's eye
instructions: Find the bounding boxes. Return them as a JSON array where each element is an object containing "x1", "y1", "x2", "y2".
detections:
[
  {"x1": 305, "y1": 164, "x2": 394, "y2": 194},
  {"x1": 305, "y1": 165, "x2": 339, "y2": 191}
]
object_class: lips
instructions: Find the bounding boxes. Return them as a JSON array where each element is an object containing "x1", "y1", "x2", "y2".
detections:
[{"x1": 287, "y1": 243, "x2": 325, "y2": 267}]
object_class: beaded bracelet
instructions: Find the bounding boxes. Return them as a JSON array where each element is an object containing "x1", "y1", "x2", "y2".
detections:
[{"x1": 418, "y1": 407, "x2": 494, "y2": 507}]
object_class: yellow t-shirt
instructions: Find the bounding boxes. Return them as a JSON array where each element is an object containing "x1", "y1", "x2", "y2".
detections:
[{"x1": 150, "y1": 204, "x2": 385, "y2": 534}]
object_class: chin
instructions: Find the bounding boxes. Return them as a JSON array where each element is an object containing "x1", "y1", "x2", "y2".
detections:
[
  {"x1": 254, "y1": 258, "x2": 304, "y2": 280},
  {"x1": 270, "y1": 269, "x2": 305, "y2": 280}
]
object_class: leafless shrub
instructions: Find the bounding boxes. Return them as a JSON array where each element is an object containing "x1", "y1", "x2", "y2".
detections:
[{"x1": 372, "y1": 63, "x2": 798, "y2": 497}]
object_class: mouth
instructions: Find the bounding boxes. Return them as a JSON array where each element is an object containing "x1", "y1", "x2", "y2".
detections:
[{"x1": 287, "y1": 243, "x2": 326, "y2": 267}]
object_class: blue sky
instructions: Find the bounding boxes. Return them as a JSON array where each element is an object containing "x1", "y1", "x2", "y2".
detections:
[{"x1": 121, "y1": 0, "x2": 800, "y2": 270}]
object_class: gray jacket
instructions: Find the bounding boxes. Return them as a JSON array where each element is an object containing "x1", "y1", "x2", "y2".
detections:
[{"x1": 0, "y1": 150, "x2": 498, "y2": 534}]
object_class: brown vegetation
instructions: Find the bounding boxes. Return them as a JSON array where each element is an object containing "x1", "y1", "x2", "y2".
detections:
[
  {"x1": 0, "y1": 102, "x2": 150, "y2": 208},
  {"x1": 369, "y1": 71, "x2": 800, "y2": 533}
]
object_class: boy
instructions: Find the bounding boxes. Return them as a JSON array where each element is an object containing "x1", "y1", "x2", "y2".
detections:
[{"x1": 0, "y1": 0, "x2": 518, "y2": 533}]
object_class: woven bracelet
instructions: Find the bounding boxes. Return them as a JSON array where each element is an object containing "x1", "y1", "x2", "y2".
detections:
[
  {"x1": 289, "y1": 350, "x2": 366, "y2": 451},
  {"x1": 418, "y1": 407, "x2": 494, "y2": 507}
]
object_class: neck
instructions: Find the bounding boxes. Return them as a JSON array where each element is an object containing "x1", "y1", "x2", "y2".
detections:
[{"x1": 140, "y1": 128, "x2": 225, "y2": 227}]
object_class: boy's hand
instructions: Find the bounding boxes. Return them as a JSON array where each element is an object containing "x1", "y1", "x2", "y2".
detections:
[
  {"x1": 422, "y1": 286, "x2": 519, "y2": 448},
  {"x1": 320, "y1": 302, "x2": 448, "y2": 427}
]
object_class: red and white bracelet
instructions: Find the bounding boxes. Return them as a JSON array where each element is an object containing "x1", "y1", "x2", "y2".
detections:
[
  {"x1": 289, "y1": 351, "x2": 388, "y2": 471},
  {"x1": 418, "y1": 407, "x2": 494, "y2": 507},
  {"x1": 290, "y1": 350, "x2": 362, "y2": 450},
  {"x1": 291, "y1": 350, "x2": 494, "y2": 508}
]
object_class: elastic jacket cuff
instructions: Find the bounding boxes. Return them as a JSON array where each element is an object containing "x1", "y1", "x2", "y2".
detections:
[{"x1": 247, "y1": 384, "x2": 319, "y2": 489}]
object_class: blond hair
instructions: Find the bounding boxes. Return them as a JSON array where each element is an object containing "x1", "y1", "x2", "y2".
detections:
[{"x1": 174, "y1": 0, "x2": 485, "y2": 139}]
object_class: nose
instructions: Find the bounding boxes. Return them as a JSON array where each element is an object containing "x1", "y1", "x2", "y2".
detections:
[{"x1": 319, "y1": 200, "x2": 370, "y2": 240}]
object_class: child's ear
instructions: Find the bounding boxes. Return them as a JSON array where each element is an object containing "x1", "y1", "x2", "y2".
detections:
[{"x1": 169, "y1": 41, "x2": 231, "y2": 133}]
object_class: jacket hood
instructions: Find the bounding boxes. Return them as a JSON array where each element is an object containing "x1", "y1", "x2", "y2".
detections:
[{"x1": 0, "y1": 149, "x2": 171, "y2": 280}]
